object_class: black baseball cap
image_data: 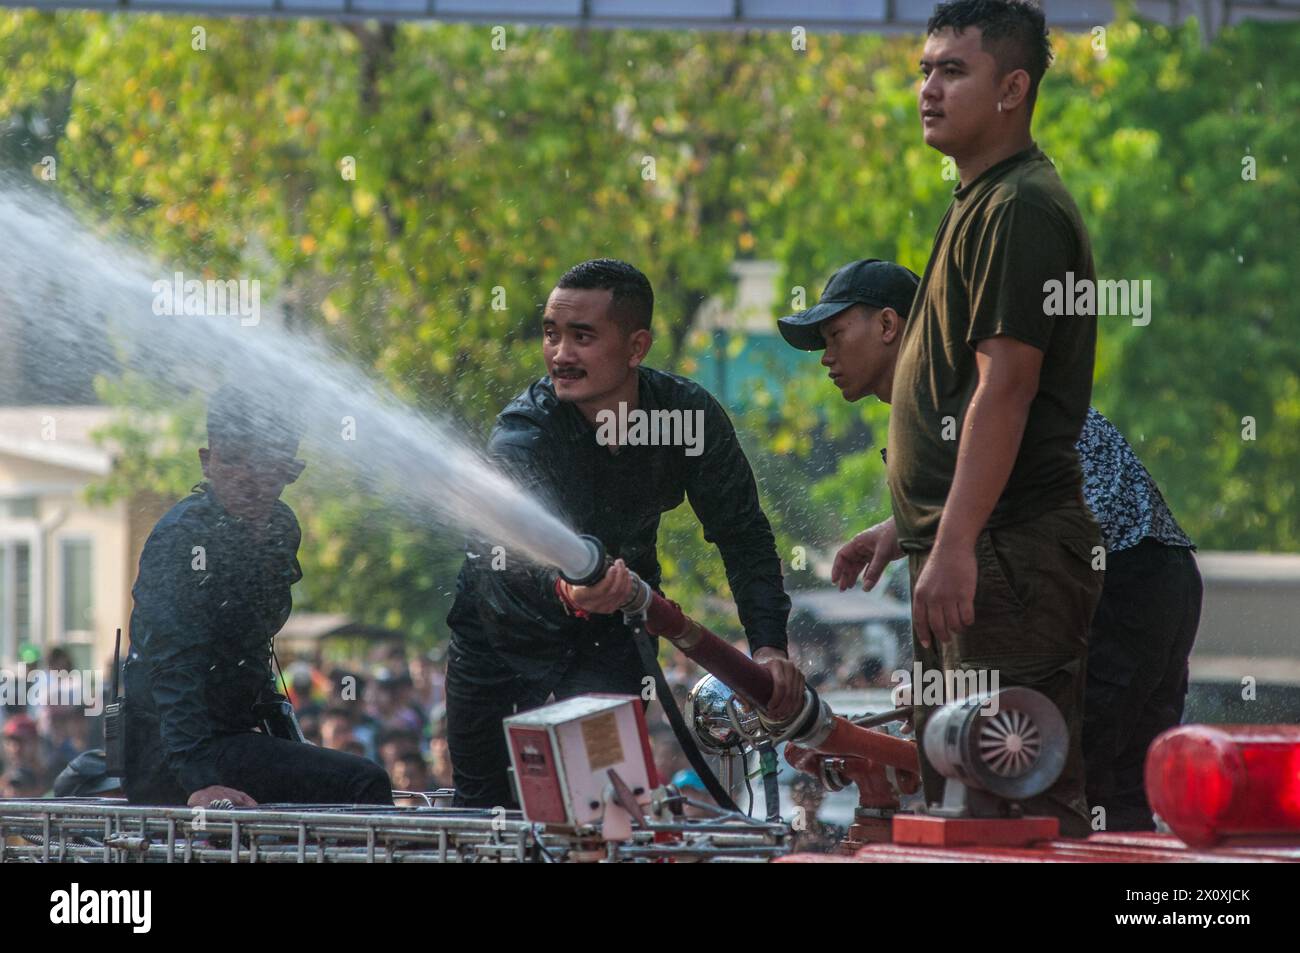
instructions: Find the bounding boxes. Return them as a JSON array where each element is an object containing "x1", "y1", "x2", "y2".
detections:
[{"x1": 778, "y1": 259, "x2": 920, "y2": 351}]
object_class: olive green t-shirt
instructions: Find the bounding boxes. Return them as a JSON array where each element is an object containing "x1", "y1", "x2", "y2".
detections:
[{"x1": 887, "y1": 145, "x2": 1097, "y2": 552}]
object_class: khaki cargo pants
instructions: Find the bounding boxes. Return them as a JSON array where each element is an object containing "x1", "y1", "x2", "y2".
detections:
[{"x1": 908, "y1": 503, "x2": 1104, "y2": 838}]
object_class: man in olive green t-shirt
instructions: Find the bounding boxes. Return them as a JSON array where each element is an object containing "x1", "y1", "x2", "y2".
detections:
[{"x1": 887, "y1": 0, "x2": 1104, "y2": 836}]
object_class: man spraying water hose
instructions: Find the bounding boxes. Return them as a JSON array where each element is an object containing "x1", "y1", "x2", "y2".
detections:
[{"x1": 446, "y1": 258, "x2": 805, "y2": 808}]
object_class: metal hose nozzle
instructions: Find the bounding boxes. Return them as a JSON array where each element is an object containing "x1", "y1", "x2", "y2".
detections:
[{"x1": 557, "y1": 534, "x2": 608, "y2": 587}]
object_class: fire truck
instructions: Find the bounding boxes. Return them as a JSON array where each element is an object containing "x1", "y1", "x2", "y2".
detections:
[{"x1": 2, "y1": 539, "x2": 1296, "y2": 865}]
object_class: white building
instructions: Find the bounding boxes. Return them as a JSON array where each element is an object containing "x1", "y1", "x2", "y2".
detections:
[{"x1": 0, "y1": 406, "x2": 161, "y2": 673}]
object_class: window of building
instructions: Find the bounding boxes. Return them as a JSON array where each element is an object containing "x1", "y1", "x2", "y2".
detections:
[
  {"x1": 0, "y1": 540, "x2": 33, "y2": 662},
  {"x1": 0, "y1": 498, "x2": 37, "y2": 518},
  {"x1": 61, "y1": 539, "x2": 94, "y2": 637}
]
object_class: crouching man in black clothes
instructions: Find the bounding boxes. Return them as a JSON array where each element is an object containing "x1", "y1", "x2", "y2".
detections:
[
  {"x1": 446, "y1": 258, "x2": 804, "y2": 808},
  {"x1": 123, "y1": 386, "x2": 392, "y2": 808}
]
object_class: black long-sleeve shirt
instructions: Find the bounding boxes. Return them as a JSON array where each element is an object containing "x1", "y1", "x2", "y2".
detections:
[
  {"x1": 446, "y1": 366, "x2": 790, "y2": 682},
  {"x1": 123, "y1": 484, "x2": 301, "y2": 795}
]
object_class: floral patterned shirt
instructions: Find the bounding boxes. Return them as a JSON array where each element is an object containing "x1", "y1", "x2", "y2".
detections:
[{"x1": 1077, "y1": 407, "x2": 1194, "y2": 553}]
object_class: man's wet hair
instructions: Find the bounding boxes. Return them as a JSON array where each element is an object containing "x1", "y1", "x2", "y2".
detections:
[
  {"x1": 927, "y1": 0, "x2": 1053, "y2": 110},
  {"x1": 555, "y1": 258, "x2": 655, "y2": 333},
  {"x1": 206, "y1": 383, "x2": 303, "y2": 460}
]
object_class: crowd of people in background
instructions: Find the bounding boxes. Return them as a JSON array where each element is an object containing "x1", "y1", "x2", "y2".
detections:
[
  {"x1": 0, "y1": 642, "x2": 461, "y2": 801},
  {"x1": 0, "y1": 647, "x2": 100, "y2": 798},
  {"x1": 284, "y1": 644, "x2": 452, "y2": 800},
  {"x1": 0, "y1": 641, "x2": 719, "y2": 800},
  {"x1": 0, "y1": 630, "x2": 885, "y2": 846},
  {"x1": 0, "y1": 629, "x2": 894, "y2": 806}
]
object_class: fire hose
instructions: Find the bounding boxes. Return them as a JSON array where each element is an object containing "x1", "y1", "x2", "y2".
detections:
[
  {"x1": 558, "y1": 536, "x2": 921, "y2": 811},
  {"x1": 557, "y1": 539, "x2": 749, "y2": 811},
  {"x1": 561, "y1": 535, "x2": 1068, "y2": 831}
]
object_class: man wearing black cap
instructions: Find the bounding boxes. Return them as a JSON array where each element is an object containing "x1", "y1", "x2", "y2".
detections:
[
  {"x1": 776, "y1": 259, "x2": 920, "y2": 404},
  {"x1": 777, "y1": 259, "x2": 921, "y2": 592},
  {"x1": 781, "y1": 254, "x2": 1201, "y2": 833}
]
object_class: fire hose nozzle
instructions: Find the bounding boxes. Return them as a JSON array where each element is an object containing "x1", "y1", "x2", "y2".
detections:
[
  {"x1": 556, "y1": 536, "x2": 656, "y2": 619},
  {"x1": 558, "y1": 534, "x2": 608, "y2": 587}
]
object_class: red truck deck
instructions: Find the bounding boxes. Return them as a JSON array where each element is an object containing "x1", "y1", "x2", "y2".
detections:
[{"x1": 781, "y1": 831, "x2": 1300, "y2": 863}]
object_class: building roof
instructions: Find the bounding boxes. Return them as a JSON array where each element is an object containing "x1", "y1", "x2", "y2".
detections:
[{"x1": 0, "y1": 405, "x2": 116, "y2": 476}]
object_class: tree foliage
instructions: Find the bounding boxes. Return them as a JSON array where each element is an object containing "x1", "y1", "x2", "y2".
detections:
[{"x1": 2, "y1": 11, "x2": 1295, "y2": 645}]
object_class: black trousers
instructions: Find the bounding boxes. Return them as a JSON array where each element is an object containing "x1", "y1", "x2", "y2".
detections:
[
  {"x1": 1083, "y1": 539, "x2": 1202, "y2": 831},
  {"x1": 124, "y1": 733, "x2": 393, "y2": 806},
  {"x1": 446, "y1": 637, "x2": 647, "y2": 808}
]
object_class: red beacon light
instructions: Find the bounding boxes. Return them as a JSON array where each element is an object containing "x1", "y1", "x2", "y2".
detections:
[{"x1": 1145, "y1": 724, "x2": 1300, "y2": 848}]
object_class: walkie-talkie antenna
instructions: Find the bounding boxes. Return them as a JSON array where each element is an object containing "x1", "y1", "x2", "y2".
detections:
[{"x1": 111, "y1": 627, "x2": 122, "y2": 700}]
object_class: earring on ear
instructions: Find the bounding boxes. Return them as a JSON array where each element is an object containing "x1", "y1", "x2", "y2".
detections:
[{"x1": 996, "y1": 101, "x2": 1003, "y2": 113}]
